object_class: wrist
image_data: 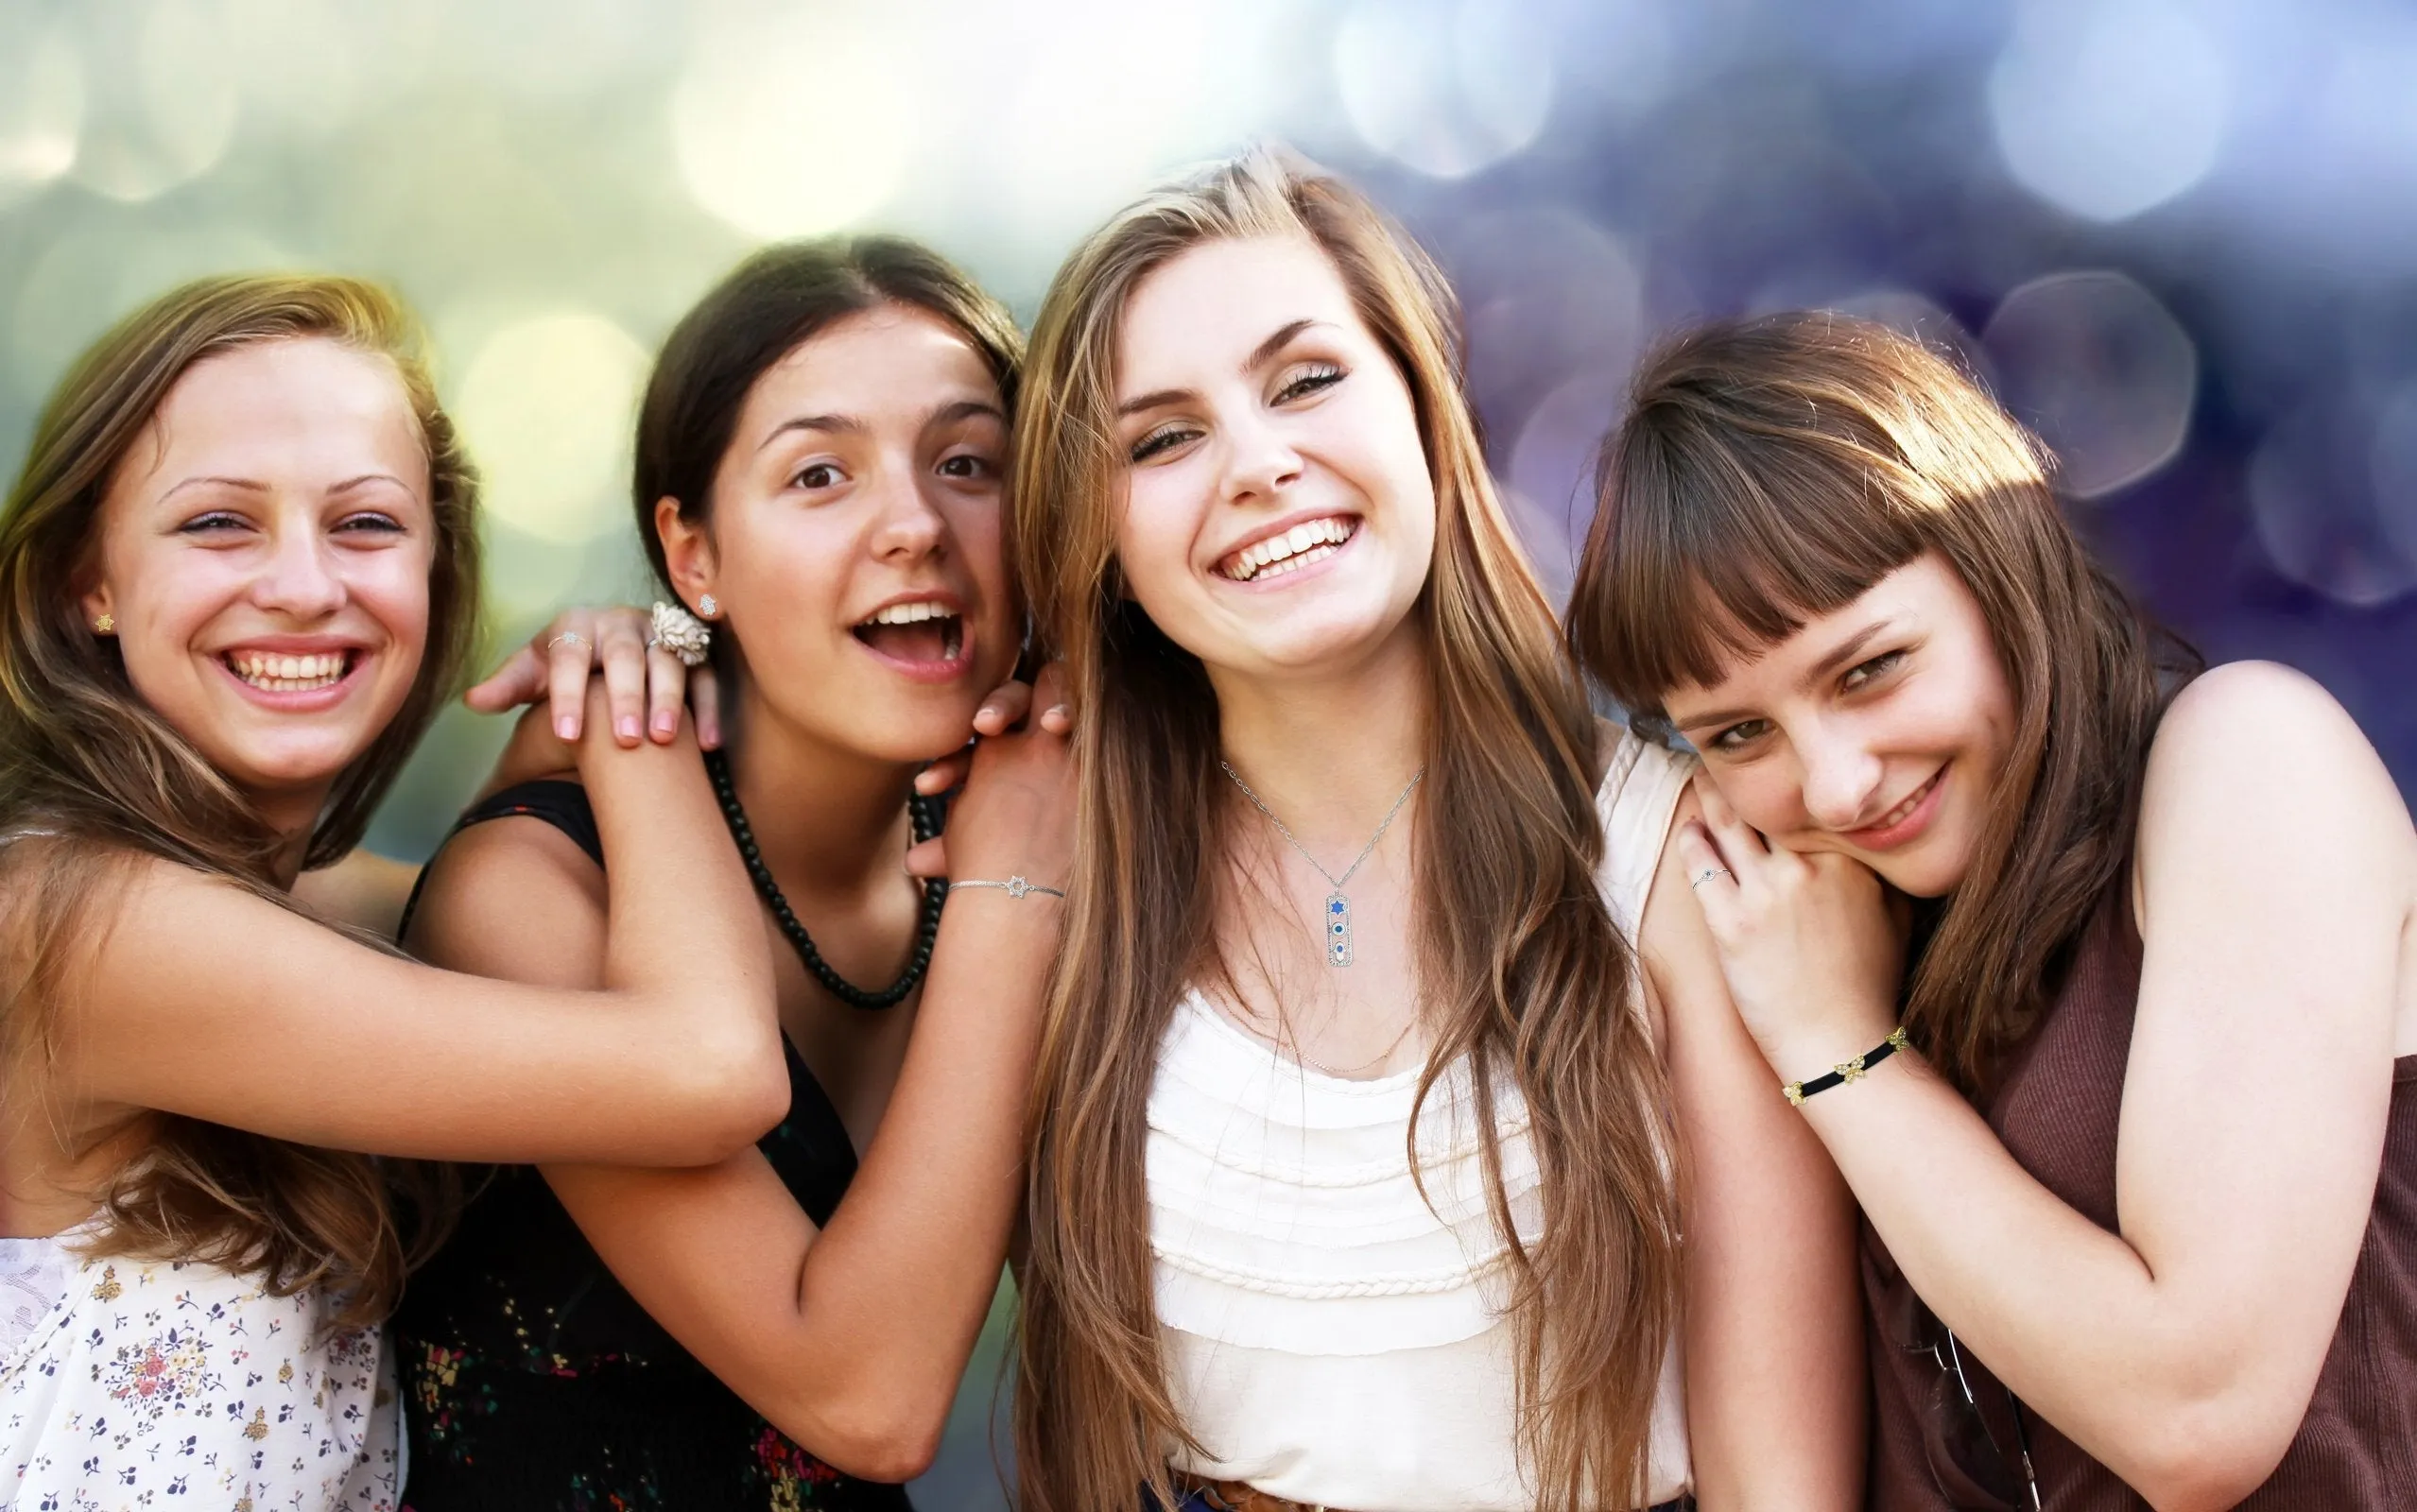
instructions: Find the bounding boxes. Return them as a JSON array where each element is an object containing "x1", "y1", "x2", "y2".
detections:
[{"x1": 1777, "y1": 1023, "x2": 1911, "y2": 1108}]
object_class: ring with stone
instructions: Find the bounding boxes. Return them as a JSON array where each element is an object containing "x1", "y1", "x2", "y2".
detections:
[
  {"x1": 547, "y1": 631, "x2": 590, "y2": 653},
  {"x1": 1690, "y1": 866, "x2": 1734, "y2": 890}
]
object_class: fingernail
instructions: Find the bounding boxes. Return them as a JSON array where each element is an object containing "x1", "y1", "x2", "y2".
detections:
[
  {"x1": 557, "y1": 716, "x2": 578, "y2": 740},
  {"x1": 617, "y1": 715, "x2": 640, "y2": 740},
  {"x1": 652, "y1": 711, "x2": 675, "y2": 736}
]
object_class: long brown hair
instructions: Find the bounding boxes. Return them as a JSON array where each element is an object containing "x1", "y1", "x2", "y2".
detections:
[
  {"x1": 1569, "y1": 311, "x2": 2190, "y2": 1093},
  {"x1": 1012, "y1": 151, "x2": 1681, "y2": 1512},
  {"x1": 0, "y1": 274, "x2": 480, "y2": 1324}
]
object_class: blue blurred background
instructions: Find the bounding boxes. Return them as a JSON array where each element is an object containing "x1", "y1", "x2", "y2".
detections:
[{"x1": 2, "y1": 0, "x2": 2411, "y2": 1503}]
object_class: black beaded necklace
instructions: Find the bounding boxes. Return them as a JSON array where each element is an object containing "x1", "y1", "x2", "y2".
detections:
[{"x1": 704, "y1": 748, "x2": 945, "y2": 1011}]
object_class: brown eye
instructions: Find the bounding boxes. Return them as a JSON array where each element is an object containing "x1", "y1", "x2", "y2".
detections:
[{"x1": 791, "y1": 462, "x2": 842, "y2": 490}]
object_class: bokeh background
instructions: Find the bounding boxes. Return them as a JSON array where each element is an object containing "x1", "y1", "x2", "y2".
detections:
[{"x1": 3, "y1": 0, "x2": 2412, "y2": 1503}]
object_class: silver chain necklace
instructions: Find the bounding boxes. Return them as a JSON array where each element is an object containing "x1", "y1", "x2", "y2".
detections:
[{"x1": 1218, "y1": 761, "x2": 1424, "y2": 968}]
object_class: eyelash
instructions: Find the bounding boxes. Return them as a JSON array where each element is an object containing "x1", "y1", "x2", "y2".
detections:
[
  {"x1": 791, "y1": 463, "x2": 842, "y2": 490},
  {"x1": 1704, "y1": 649, "x2": 1908, "y2": 752},
  {"x1": 937, "y1": 453, "x2": 993, "y2": 480},
  {"x1": 1126, "y1": 362, "x2": 1349, "y2": 464}
]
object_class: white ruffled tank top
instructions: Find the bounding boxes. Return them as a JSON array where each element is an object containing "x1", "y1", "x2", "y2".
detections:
[{"x1": 1148, "y1": 730, "x2": 1695, "y2": 1510}]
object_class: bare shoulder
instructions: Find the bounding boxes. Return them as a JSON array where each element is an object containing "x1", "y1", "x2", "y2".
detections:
[
  {"x1": 2144, "y1": 662, "x2": 2410, "y2": 855},
  {"x1": 405, "y1": 799, "x2": 610, "y2": 988}
]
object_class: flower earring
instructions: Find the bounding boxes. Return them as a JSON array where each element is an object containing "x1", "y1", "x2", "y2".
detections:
[
  {"x1": 94, "y1": 612, "x2": 114, "y2": 634},
  {"x1": 698, "y1": 593, "x2": 717, "y2": 618}
]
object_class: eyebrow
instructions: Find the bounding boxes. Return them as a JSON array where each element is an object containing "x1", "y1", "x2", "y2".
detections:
[
  {"x1": 157, "y1": 475, "x2": 268, "y2": 505},
  {"x1": 328, "y1": 472, "x2": 414, "y2": 496},
  {"x1": 929, "y1": 398, "x2": 1007, "y2": 428},
  {"x1": 1114, "y1": 318, "x2": 1327, "y2": 419},
  {"x1": 1671, "y1": 621, "x2": 1895, "y2": 735}
]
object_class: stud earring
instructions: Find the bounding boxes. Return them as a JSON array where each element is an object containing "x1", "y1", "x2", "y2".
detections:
[
  {"x1": 94, "y1": 612, "x2": 114, "y2": 635},
  {"x1": 697, "y1": 593, "x2": 717, "y2": 618}
]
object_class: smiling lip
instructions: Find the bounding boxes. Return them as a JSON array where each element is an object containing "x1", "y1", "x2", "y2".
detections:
[
  {"x1": 1842, "y1": 767, "x2": 1947, "y2": 851},
  {"x1": 213, "y1": 639, "x2": 369, "y2": 712},
  {"x1": 1213, "y1": 512, "x2": 1360, "y2": 585},
  {"x1": 848, "y1": 591, "x2": 974, "y2": 685}
]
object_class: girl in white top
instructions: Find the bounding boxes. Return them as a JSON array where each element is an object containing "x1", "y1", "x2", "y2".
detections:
[
  {"x1": 0, "y1": 274, "x2": 1044, "y2": 1511},
  {"x1": 1001, "y1": 152, "x2": 1863, "y2": 1511}
]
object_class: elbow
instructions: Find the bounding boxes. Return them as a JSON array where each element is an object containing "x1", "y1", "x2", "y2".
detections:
[
  {"x1": 653, "y1": 1019, "x2": 789, "y2": 1163},
  {"x1": 775, "y1": 1397, "x2": 948, "y2": 1485},
  {"x1": 2119, "y1": 1388, "x2": 2297, "y2": 1512}
]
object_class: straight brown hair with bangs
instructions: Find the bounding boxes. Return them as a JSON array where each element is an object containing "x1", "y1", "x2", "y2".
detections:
[
  {"x1": 1569, "y1": 311, "x2": 2190, "y2": 1091},
  {"x1": 0, "y1": 274, "x2": 479, "y2": 1324},
  {"x1": 1012, "y1": 150, "x2": 1681, "y2": 1512}
]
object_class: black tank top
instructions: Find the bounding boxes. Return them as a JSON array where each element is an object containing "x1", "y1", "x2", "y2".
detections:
[{"x1": 392, "y1": 780, "x2": 912, "y2": 1512}]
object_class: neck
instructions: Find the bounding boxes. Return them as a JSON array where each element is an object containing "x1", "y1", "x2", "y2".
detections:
[
  {"x1": 254, "y1": 785, "x2": 334, "y2": 890},
  {"x1": 1208, "y1": 620, "x2": 1431, "y2": 852},
  {"x1": 723, "y1": 679, "x2": 919, "y2": 896}
]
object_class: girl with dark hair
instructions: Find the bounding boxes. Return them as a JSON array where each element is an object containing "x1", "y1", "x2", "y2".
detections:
[
  {"x1": 0, "y1": 275, "x2": 785, "y2": 1511},
  {"x1": 1570, "y1": 311, "x2": 2417, "y2": 1509},
  {"x1": 392, "y1": 237, "x2": 1074, "y2": 1510},
  {"x1": 1009, "y1": 153, "x2": 1860, "y2": 1512}
]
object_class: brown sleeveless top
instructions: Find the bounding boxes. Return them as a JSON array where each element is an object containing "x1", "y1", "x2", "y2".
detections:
[{"x1": 1864, "y1": 875, "x2": 2417, "y2": 1510}]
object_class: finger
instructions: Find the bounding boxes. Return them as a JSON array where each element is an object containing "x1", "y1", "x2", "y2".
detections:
[
  {"x1": 598, "y1": 619, "x2": 651, "y2": 747},
  {"x1": 691, "y1": 666, "x2": 722, "y2": 750},
  {"x1": 1672, "y1": 821, "x2": 1743, "y2": 925},
  {"x1": 916, "y1": 747, "x2": 975, "y2": 796},
  {"x1": 904, "y1": 833, "x2": 950, "y2": 881},
  {"x1": 463, "y1": 644, "x2": 544, "y2": 713},
  {"x1": 645, "y1": 645, "x2": 689, "y2": 743},
  {"x1": 1691, "y1": 773, "x2": 1770, "y2": 865},
  {"x1": 547, "y1": 632, "x2": 596, "y2": 742},
  {"x1": 971, "y1": 680, "x2": 1033, "y2": 738},
  {"x1": 1030, "y1": 660, "x2": 1074, "y2": 731}
]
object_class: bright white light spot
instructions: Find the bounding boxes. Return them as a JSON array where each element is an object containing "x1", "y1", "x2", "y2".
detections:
[
  {"x1": 455, "y1": 313, "x2": 649, "y2": 545},
  {"x1": 1982, "y1": 270, "x2": 2195, "y2": 499},
  {"x1": 670, "y1": 9, "x2": 910, "y2": 239},
  {"x1": 1989, "y1": 0, "x2": 2227, "y2": 221},
  {"x1": 0, "y1": 21, "x2": 82, "y2": 208},
  {"x1": 71, "y1": 0, "x2": 239, "y2": 202},
  {"x1": 1336, "y1": 0, "x2": 1554, "y2": 180}
]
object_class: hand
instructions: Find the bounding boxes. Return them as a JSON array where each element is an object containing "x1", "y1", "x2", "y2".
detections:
[
  {"x1": 465, "y1": 605, "x2": 723, "y2": 750},
  {"x1": 906, "y1": 674, "x2": 1076, "y2": 880},
  {"x1": 1672, "y1": 775, "x2": 1907, "y2": 1082},
  {"x1": 906, "y1": 662, "x2": 1077, "y2": 894}
]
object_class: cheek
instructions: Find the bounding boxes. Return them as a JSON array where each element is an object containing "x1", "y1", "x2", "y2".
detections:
[
  {"x1": 1715, "y1": 764, "x2": 1804, "y2": 839},
  {"x1": 1112, "y1": 480, "x2": 1201, "y2": 612}
]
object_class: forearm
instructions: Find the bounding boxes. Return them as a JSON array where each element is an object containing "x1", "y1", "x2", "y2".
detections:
[
  {"x1": 784, "y1": 893, "x2": 1056, "y2": 1441},
  {"x1": 1801, "y1": 1051, "x2": 2253, "y2": 1500}
]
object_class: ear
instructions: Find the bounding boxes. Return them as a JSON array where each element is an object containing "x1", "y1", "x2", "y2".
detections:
[
  {"x1": 653, "y1": 496, "x2": 718, "y2": 617},
  {"x1": 77, "y1": 572, "x2": 115, "y2": 635}
]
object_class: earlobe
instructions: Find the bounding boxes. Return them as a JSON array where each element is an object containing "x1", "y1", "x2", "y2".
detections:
[{"x1": 79, "y1": 582, "x2": 115, "y2": 636}]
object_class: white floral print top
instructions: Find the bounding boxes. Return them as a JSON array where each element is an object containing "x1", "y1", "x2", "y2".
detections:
[{"x1": 0, "y1": 1234, "x2": 401, "y2": 1512}]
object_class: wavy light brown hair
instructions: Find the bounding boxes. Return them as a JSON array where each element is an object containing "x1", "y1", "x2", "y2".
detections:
[
  {"x1": 0, "y1": 274, "x2": 480, "y2": 1324},
  {"x1": 1570, "y1": 311, "x2": 2189, "y2": 1093},
  {"x1": 1011, "y1": 151, "x2": 1681, "y2": 1512}
]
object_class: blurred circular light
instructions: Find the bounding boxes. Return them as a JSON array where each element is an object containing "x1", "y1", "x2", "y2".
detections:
[
  {"x1": 670, "y1": 10, "x2": 910, "y2": 239},
  {"x1": 1451, "y1": 209, "x2": 1642, "y2": 421},
  {"x1": 1335, "y1": 0, "x2": 1554, "y2": 180},
  {"x1": 454, "y1": 313, "x2": 648, "y2": 545},
  {"x1": 7, "y1": 223, "x2": 290, "y2": 402},
  {"x1": 71, "y1": 0, "x2": 239, "y2": 202},
  {"x1": 1509, "y1": 365, "x2": 1631, "y2": 585},
  {"x1": 1828, "y1": 289, "x2": 1994, "y2": 387},
  {"x1": 1982, "y1": 270, "x2": 2196, "y2": 499},
  {"x1": 1988, "y1": 0, "x2": 2228, "y2": 221},
  {"x1": 483, "y1": 519, "x2": 604, "y2": 624},
  {"x1": 2250, "y1": 399, "x2": 2417, "y2": 609},
  {"x1": 2369, "y1": 381, "x2": 2417, "y2": 570},
  {"x1": 0, "y1": 20, "x2": 82, "y2": 209}
]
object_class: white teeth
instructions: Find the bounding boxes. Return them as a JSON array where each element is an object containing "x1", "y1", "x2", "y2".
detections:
[
  {"x1": 863, "y1": 600, "x2": 954, "y2": 626},
  {"x1": 228, "y1": 650, "x2": 348, "y2": 692},
  {"x1": 1222, "y1": 517, "x2": 1354, "y2": 581}
]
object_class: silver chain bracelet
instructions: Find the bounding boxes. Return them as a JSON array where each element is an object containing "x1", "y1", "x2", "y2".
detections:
[{"x1": 945, "y1": 876, "x2": 1065, "y2": 901}]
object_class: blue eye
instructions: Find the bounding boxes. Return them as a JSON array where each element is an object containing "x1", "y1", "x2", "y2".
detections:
[{"x1": 1130, "y1": 424, "x2": 1199, "y2": 464}]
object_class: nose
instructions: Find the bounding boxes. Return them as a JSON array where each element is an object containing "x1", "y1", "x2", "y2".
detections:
[
  {"x1": 867, "y1": 466, "x2": 947, "y2": 563},
  {"x1": 251, "y1": 521, "x2": 348, "y2": 622},
  {"x1": 1796, "y1": 720, "x2": 1888, "y2": 832},
  {"x1": 1219, "y1": 408, "x2": 1303, "y2": 507}
]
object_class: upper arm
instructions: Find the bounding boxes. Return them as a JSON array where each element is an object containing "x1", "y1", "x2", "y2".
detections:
[
  {"x1": 291, "y1": 850, "x2": 423, "y2": 938},
  {"x1": 405, "y1": 815, "x2": 611, "y2": 990},
  {"x1": 1643, "y1": 789, "x2": 1865, "y2": 1508},
  {"x1": 60, "y1": 831, "x2": 758, "y2": 1165},
  {"x1": 2116, "y1": 663, "x2": 2411, "y2": 1403}
]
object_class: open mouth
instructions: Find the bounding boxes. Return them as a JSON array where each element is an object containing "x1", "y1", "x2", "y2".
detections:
[
  {"x1": 851, "y1": 599, "x2": 964, "y2": 667},
  {"x1": 223, "y1": 649, "x2": 355, "y2": 694},
  {"x1": 1216, "y1": 515, "x2": 1357, "y2": 583}
]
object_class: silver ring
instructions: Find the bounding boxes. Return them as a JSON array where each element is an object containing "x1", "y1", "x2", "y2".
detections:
[
  {"x1": 546, "y1": 631, "x2": 590, "y2": 653},
  {"x1": 1690, "y1": 867, "x2": 1733, "y2": 890}
]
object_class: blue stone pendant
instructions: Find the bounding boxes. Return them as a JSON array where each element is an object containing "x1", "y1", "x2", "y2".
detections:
[{"x1": 1326, "y1": 890, "x2": 1353, "y2": 967}]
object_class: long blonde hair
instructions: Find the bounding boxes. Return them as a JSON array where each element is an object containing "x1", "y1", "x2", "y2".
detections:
[
  {"x1": 0, "y1": 274, "x2": 479, "y2": 1325},
  {"x1": 1011, "y1": 151, "x2": 1682, "y2": 1512}
]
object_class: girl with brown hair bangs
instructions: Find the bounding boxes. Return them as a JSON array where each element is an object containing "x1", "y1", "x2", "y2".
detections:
[
  {"x1": 0, "y1": 275, "x2": 788, "y2": 1510},
  {"x1": 1010, "y1": 154, "x2": 1862, "y2": 1512},
  {"x1": 1570, "y1": 312, "x2": 2417, "y2": 1509}
]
